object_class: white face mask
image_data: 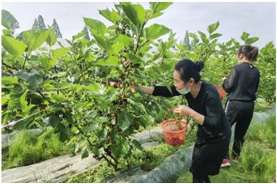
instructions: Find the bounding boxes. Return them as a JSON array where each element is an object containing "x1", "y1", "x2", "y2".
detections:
[{"x1": 177, "y1": 83, "x2": 191, "y2": 95}]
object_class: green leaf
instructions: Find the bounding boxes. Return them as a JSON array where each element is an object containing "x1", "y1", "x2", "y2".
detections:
[
  {"x1": 2, "y1": 97, "x2": 9, "y2": 105},
  {"x1": 98, "y1": 127, "x2": 108, "y2": 139},
  {"x1": 112, "y1": 42, "x2": 124, "y2": 54},
  {"x1": 150, "y1": 2, "x2": 173, "y2": 14},
  {"x1": 2, "y1": 36, "x2": 26, "y2": 57},
  {"x1": 51, "y1": 93, "x2": 68, "y2": 102},
  {"x1": 189, "y1": 33, "x2": 199, "y2": 43},
  {"x1": 84, "y1": 17, "x2": 108, "y2": 35},
  {"x1": 118, "y1": 112, "x2": 133, "y2": 131},
  {"x1": 46, "y1": 28, "x2": 57, "y2": 46},
  {"x1": 49, "y1": 116, "x2": 61, "y2": 128},
  {"x1": 114, "y1": 35, "x2": 134, "y2": 46},
  {"x1": 22, "y1": 30, "x2": 50, "y2": 51},
  {"x1": 145, "y1": 24, "x2": 170, "y2": 39},
  {"x1": 16, "y1": 69, "x2": 43, "y2": 90},
  {"x1": 52, "y1": 47, "x2": 71, "y2": 59},
  {"x1": 20, "y1": 90, "x2": 34, "y2": 114},
  {"x1": 148, "y1": 12, "x2": 163, "y2": 20},
  {"x1": 120, "y1": 3, "x2": 145, "y2": 26},
  {"x1": 120, "y1": 140, "x2": 130, "y2": 156},
  {"x1": 2, "y1": 9, "x2": 19, "y2": 30},
  {"x1": 132, "y1": 139, "x2": 143, "y2": 151},
  {"x1": 111, "y1": 145, "x2": 119, "y2": 158},
  {"x1": 245, "y1": 37, "x2": 259, "y2": 44},
  {"x1": 44, "y1": 84, "x2": 55, "y2": 91},
  {"x1": 84, "y1": 84, "x2": 100, "y2": 91},
  {"x1": 92, "y1": 146, "x2": 100, "y2": 155},
  {"x1": 207, "y1": 21, "x2": 220, "y2": 34},
  {"x1": 198, "y1": 31, "x2": 209, "y2": 44},
  {"x1": 82, "y1": 149, "x2": 89, "y2": 159},
  {"x1": 210, "y1": 33, "x2": 222, "y2": 40},
  {"x1": 126, "y1": 53, "x2": 144, "y2": 64},
  {"x1": 8, "y1": 87, "x2": 25, "y2": 110},
  {"x1": 41, "y1": 58, "x2": 57, "y2": 70},
  {"x1": 3, "y1": 29, "x2": 12, "y2": 36},
  {"x1": 72, "y1": 32, "x2": 85, "y2": 41},
  {"x1": 241, "y1": 32, "x2": 250, "y2": 41},
  {"x1": 99, "y1": 8, "x2": 120, "y2": 23},
  {"x1": 90, "y1": 30, "x2": 114, "y2": 54},
  {"x1": 83, "y1": 124, "x2": 99, "y2": 131},
  {"x1": 2, "y1": 77, "x2": 18, "y2": 85},
  {"x1": 127, "y1": 98, "x2": 146, "y2": 113},
  {"x1": 97, "y1": 55, "x2": 119, "y2": 66}
]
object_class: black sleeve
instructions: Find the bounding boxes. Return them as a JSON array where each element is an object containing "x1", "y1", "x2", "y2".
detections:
[
  {"x1": 256, "y1": 70, "x2": 260, "y2": 92},
  {"x1": 203, "y1": 88, "x2": 222, "y2": 130},
  {"x1": 223, "y1": 67, "x2": 237, "y2": 93},
  {"x1": 152, "y1": 85, "x2": 181, "y2": 97}
]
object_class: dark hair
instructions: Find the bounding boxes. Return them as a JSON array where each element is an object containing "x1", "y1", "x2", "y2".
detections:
[
  {"x1": 237, "y1": 44, "x2": 259, "y2": 62},
  {"x1": 174, "y1": 59, "x2": 204, "y2": 83}
]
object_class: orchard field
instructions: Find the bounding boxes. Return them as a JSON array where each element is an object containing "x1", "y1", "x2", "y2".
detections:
[{"x1": 1, "y1": 2, "x2": 276, "y2": 183}]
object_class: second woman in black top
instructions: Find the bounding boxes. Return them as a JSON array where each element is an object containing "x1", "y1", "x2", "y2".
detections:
[{"x1": 138, "y1": 59, "x2": 231, "y2": 183}]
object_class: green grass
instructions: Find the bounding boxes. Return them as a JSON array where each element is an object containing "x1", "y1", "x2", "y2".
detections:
[
  {"x1": 176, "y1": 115, "x2": 276, "y2": 183},
  {"x1": 2, "y1": 130, "x2": 70, "y2": 171}
]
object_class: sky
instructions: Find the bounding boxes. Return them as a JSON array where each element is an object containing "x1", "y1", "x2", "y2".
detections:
[{"x1": 1, "y1": 2, "x2": 276, "y2": 49}]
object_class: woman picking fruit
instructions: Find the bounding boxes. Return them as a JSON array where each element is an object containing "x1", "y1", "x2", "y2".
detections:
[
  {"x1": 138, "y1": 59, "x2": 231, "y2": 183},
  {"x1": 221, "y1": 45, "x2": 260, "y2": 167}
]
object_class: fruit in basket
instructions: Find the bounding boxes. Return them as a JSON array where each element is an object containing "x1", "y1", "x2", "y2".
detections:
[{"x1": 167, "y1": 136, "x2": 184, "y2": 146}]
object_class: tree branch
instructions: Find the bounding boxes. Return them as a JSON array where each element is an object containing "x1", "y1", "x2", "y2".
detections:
[{"x1": 2, "y1": 62, "x2": 18, "y2": 70}]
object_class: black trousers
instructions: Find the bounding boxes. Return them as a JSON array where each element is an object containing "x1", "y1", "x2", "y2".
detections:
[
  {"x1": 193, "y1": 174, "x2": 211, "y2": 183},
  {"x1": 224, "y1": 100, "x2": 254, "y2": 159}
]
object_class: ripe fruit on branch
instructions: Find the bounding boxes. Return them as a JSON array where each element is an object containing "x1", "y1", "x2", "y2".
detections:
[
  {"x1": 124, "y1": 60, "x2": 130, "y2": 66},
  {"x1": 7, "y1": 69, "x2": 13, "y2": 74}
]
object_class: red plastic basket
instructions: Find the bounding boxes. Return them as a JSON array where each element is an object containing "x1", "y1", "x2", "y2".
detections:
[
  {"x1": 161, "y1": 108, "x2": 188, "y2": 147},
  {"x1": 215, "y1": 80, "x2": 226, "y2": 100}
]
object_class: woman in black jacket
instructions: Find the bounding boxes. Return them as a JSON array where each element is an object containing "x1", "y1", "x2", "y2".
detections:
[
  {"x1": 221, "y1": 45, "x2": 260, "y2": 167},
  {"x1": 138, "y1": 59, "x2": 231, "y2": 183}
]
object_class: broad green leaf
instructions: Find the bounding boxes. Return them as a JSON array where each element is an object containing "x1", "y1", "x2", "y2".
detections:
[
  {"x1": 189, "y1": 33, "x2": 199, "y2": 43},
  {"x1": 81, "y1": 149, "x2": 89, "y2": 159},
  {"x1": 49, "y1": 72, "x2": 67, "y2": 79},
  {"x1": 120, "y1": 140, "x2": 130, "y2": 156},
  {"x1": 112, "y1": 42, "x2": 124, "y2": 54},
  {"x1": 49, "y1": 116, "x2": 61, "y2": 128},
  {"x1": 149, "y1": 12, "x2": 163, "y2": 20},
  {"x1": 84, "y1": 84, "x2": 100, "y2": 91},
  {"x1": 44, "y1": 84, "x2": 56, "y2": 90},
  {"x1": 92, "y1": 145, "x2": 100, "y2": 155},
  {"x1": 2, "y1": 36, "x2": 26, "y2": 57},
  {"x1": 2, "y1": 9, "x2": 19, "y2": 30},
  {"x1": 150, "y1": 2, "x2": 173, "y2": 14},
  {"x1": 46, "y1": 28, "x2": 57, "y2": 46},
  {"x1": 90, "y1": 30, "x2": 114, "y2": 54},
  {"x1": 52, "y1": 47, "x2": 71, "y2": 59},
  {"x1": 240, "y1": 32, "x2": 250, "y2": 41},
  {"x1": 114, "y1": 35, "x2": 134, "y2": 46},
  {"x1": 97, "y1": 55, "x2": 119, "y2": 66},
  {"x1": 41, "y1": 58, "x2": 57, "y2": 70},
  {"x1": 3, "y1": 29, "x2": 12, "y2": 36},
  {"x1": 120, "y1": 3, "x2": 145, "y2": 26},
  {"x1": 145, "y1": 24, "x2": 170, "y2": 39},
  {"x1": 118, "y1": 112, "x2": 133, "y2": 131},
  {"x1": 2, "y1": 97, "x2": 9, "y2": 105},
  {"x1": 84, "y1": 17, "x2": 108, "y2": 35},
  {"x1": 83, "y1": 124, "x2": 99, "y2": 131},
  {"x1": 98, "y1": 127, "x2": 108, "y2": 139},
  {"x1": 99, "y1": 8, "x2": 120, "y2": 23},
  {"x1": 8, "y1": 87, "x2": 25, "y2": 110},
  {"x1": 51, "y1": 93, "x2": 68, "y2": 102},
  {"x1": 245, "y1": 37, "x2": 259, "y2": 44},
  {"x1": 16, "y1": 69, "x2": 43, "y2": 90},
  {"x1": 22, "y1": 30, "x2": 50, "y2": 51},
  {"x1": 127, "y1": 98, "x2": 146, "y2": 112},
  {"x1": 2, "y1": 77, "x2": 18, "y2": 85},
  {"x1": 111, "y1": 145, "x2": 119, "y2": 158},
  {"x1": 226, "y1": 39, "x2": 233, "y2": 46},
  {"x1": 72, "y1": 32, "x2": 85, "y2": 41},
  {"x1": 210, "y1": 33, "x2": 222, "y2": 40},
  {"x1": 20, "y1": 90, "x2": 34, "y2": 114},
  {"x1": 207, "y1": 21, "x2": 220, "y2": 34},
  {"x1": 126, "y1": 53, "x2": 144, "y2": 64},
  {"x1": 198, "y1": 31, "x2": 209, "y2": 44},
  {"x1": 132, "y1": 139, "x2": 143, "y2": 151}
]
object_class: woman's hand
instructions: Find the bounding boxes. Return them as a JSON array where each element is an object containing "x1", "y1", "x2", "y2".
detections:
[
  {"x1": 173, "y1": 105, "x2": 192, "y2": 117},
  {"x1": 221, "y1": 77, "x2": 227, "y2": 83}
]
